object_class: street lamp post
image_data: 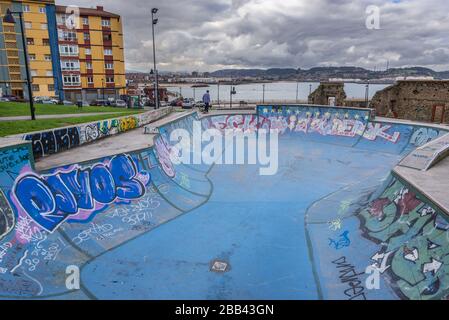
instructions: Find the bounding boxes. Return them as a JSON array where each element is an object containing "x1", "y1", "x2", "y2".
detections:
[
  {"x1": 296, "y1": 82, "x2": 299, "y2": 103},
  {"x1": 262, "y1": 84, "x2": 265, "y2": 103},
  {"x1": 365, "y1": 80, "x2": 370, "y2": 108},
  {"x1": 217, "y1": 82, "x2": 220, "y2": 108},
  {"x1": 3, "y1": 9, "x2": 35, "y2": 120},
  {"x1": 102, "y1": 78, "x2": 105, "y2": 102},
  {"x1": 151, "y1": 8, "x2": 159, "y2": 109}
]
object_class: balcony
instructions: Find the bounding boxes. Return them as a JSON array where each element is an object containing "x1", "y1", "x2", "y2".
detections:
[
  {"x1": 60, "y1": 51, "x2": 79, "y2": 57},
  {"x1": 63, "y1": 82, "x2": 81, "y2": 87}
]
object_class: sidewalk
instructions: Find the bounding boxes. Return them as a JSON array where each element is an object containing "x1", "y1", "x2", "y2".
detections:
[{"x1": 35, "y1": 110, "x2": 195, "y2": 171}]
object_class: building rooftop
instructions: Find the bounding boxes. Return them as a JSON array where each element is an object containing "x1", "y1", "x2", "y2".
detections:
[{"x1": 55, "y1": 5, "x2": 120, "y2": 19}]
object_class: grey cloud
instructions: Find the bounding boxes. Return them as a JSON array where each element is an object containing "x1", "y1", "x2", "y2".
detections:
[{"x1": 58, "y1": 0, "x2": 449, "y2": 72}]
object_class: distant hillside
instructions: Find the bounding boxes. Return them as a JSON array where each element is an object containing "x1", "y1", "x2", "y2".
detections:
[{"x1": 210, "y1": 66, "x2": 449, "y2": 80}]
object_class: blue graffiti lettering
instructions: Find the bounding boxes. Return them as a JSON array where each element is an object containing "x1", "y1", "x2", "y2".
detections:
[{"x1": 14, "y1": 155, "x2": 148, "y2": 232}]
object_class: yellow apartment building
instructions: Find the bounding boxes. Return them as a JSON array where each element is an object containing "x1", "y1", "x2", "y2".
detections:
[
  {"x1": 0, "y1": 0, "x2": 58, "y2": 99},
  {"x1": 56, "y1": 5, "x2": 126, "y2": 102}
]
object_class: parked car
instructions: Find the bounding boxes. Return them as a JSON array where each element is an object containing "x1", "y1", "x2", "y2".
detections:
[
  {"x1": 43, "y1": 99, "x2": 58, "y2": 105},
  {"x1": 112, "y1": 99, "x2": 127, "y2": 108},
  {"x1": 182, "y1": 98, "x2": 194, "y2": 109},
  {"x1": 0, "y1": 97, "x2": 10, "y2": 102},
  {"x1": 90, "y1": 99, "x2": 110, "y2": 106},
  {"x1": 63, "y1": 100, "x2": 75, "y2": 106},
  {"x1": 169, "y1": 99, "x2": 184, "y2": 107},
  {"x1": 3, "y1": 95, "x2": 17, "y2": 101}
]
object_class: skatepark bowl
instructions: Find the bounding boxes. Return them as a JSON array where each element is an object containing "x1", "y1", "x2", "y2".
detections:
[{"x1": 0, "y1": 104, "x2": 448, "y2": 300}]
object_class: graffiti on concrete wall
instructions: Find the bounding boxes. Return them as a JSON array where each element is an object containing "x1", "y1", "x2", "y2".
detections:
[
  {"x1": 0, "y1": 146, "x2": 32, "y2": 241},
  {"x1": 25, "y1": 128, "x2": 80, "y2": 159},
  {"x1": 0, "y1": 191, "x2": 14, "y2": 241},
  {"x1": 205, "y1": 114, "x2": 271, "y2": 133},
  {"x1": 154, "y1": 135, "x2": 176, "y2": 179},
  {"x1": 22, "y1": 108, "x2": 173, "y2": 159},
  {"x1": 0, "y1": 112, "x2": 216, "y2": 298},
  {"x1": 359, "y1": 177, "x2": 449, "y2": 300},
  {"x1": 257, "y1": 106, "x2": 402, "y2": 143},
  {"x1": 257, "y1": 106, "x2": 448, "y2": 146},
  {"x1": 12, "y1": 154, "x2": 150, "y2": 232},
  {"x1": 410, "y1": 127, "x2": 442, "y2": 147}
]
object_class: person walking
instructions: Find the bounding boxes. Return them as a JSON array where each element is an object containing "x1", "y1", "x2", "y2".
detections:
[{"x1": 202, "y1": 90, "x2": 211, "y2": 113}]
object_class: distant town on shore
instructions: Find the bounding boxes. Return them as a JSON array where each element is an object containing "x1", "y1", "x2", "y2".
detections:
[{"x1": 126, "y1": 66, "x2": 449, "y2": 85}]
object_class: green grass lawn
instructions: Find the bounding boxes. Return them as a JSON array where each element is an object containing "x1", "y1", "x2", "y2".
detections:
[
  {"x1": 0, "y1": 101, "x2": 136, "y2": 117},
  {"x1": 0, "y1": 111, "x2": 143, "y2": 137}
]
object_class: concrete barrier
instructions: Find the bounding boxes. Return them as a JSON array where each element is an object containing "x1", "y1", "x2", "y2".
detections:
[{"x1": 4, "y1": 107, "x2": 173, "y2": 160}]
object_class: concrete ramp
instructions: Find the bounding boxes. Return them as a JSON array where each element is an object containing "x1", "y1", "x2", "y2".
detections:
[
  {"x1": 0, "y1": 105, "x2": 448, "y2": 300},
  {"x1": 399, "y1": 132, "x2": 449, "y2": 171}
]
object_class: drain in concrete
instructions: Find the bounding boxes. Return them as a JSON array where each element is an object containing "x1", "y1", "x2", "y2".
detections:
[{"x1": 210, "y1": 260, "x2": 230, "y2": 273}]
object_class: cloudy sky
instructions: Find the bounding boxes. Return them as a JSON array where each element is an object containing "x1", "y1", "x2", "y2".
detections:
[{"x1": 58, "y1": 0, "x2": 449, "y2": 72}]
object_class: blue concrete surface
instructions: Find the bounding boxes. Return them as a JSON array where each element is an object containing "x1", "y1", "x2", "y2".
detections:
[{"x1": 0, "y1": 106, "x2": 449, "y2": 300}]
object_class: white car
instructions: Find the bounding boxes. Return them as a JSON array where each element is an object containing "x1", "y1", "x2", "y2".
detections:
[
  {"x1": 113, "y1": 99, "x2": 127, "y2": 108},
  {"x1": 182, "y1": 98, "x2": 194, "y2": 109},
  {"x1": 42, "y1": 99, "x2": 58, "y2": 105}
]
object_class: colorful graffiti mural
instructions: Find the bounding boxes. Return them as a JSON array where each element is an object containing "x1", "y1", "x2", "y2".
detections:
[
  {"x1": 0, "y1": 107, "x2": 446, "y2": 299},
  {"x1": 12, "y1": 155, "x2": 149, "y2": 232},
  {"x1": 359, "y1": 177, "x2": 449, "y2": 300},
  {"x1": 22, "y1": 107, "x2": 172, "y2": 159},
  {"x1": 0, "y1": 113, "x2": 214, "y2": 298}
]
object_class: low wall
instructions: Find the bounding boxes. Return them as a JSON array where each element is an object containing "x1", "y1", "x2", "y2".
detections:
[{"x1": 8, "y1": 107, "x2": 173, "y2": 160}]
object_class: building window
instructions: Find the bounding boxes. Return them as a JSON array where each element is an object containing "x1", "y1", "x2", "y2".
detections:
[
  {"x1": 41, "y1": 23, "x2": 48, "y2": 30},
  {"x1": 29, "y1": 54, "x2": 36, "y2": 61},
  {"x1": 101, "y1": 19, "x2": 111, "y2": 27},
  {"x1": 32, "y1": 84, "x2": 40, "y2": 92},
  {"x1": 23, "y1": 5, "x2": 31, "y2": 13},
  {"x1": 105, "y1": 63, "x2": 114, "y2": 70},
  {"x1": 85, "y1": 48, "x2": 91, "y2": 55},
  {"x1": 39, "y1": 7, "x2": 46, "y2": 14},
  {"x1": 27, "y1": 38, "x2": 34, "y2": 45},
  {"x1": 63, "y1": 75, "x2": 81, "y2": 86},
  {"x1": 103, "y1": 33, "x2": 112, "y2": 42},
  {"x1": 58, "y1": 30, "x2": 76, "y2": 41},
  {"x1": 48, "y1": 84, "x2": 55, "y2": 91},
  {"x1": 46, "y1": 70, "x2": 53, "y2": 77},
  {"x1": 86, "y1": 62, "x2": 93, "y2": 69},
  {"x1": 25, "y1": 22, "x2": 32, "y2": 29},
  {"x1": 42, "y1": 39, "x2": 50, "y2": 46},
  {"x1": 104, "y1": 48, "x2": 112, "y2": 56},
  {"x1": 106, "y1": 76, "x2": 114, "y2": 83},
  {"x1": 83, "y1": 17, "x2": 89, "y2": 25},
  {"x1": 84, "y1": 33, "x2": 90, "y2": 41},
  {"x1": 59, "y1": 45, "x2": 79, "y2": 56},
  {"x1": 31, "y1": 70, "x2": 37, "y2": 77},
  {"x1": 57, "y1": 14, "x2": 66, "y2": 25},
  {"x1": 61, "y1": 60, "x2": 80, "y2": 71},
  {"x1": 45, "y1": 55, "x2": 51, "y2": 61},
  {"x1": 87, "y1": 76, "x2": 94, "y2": 84}
]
